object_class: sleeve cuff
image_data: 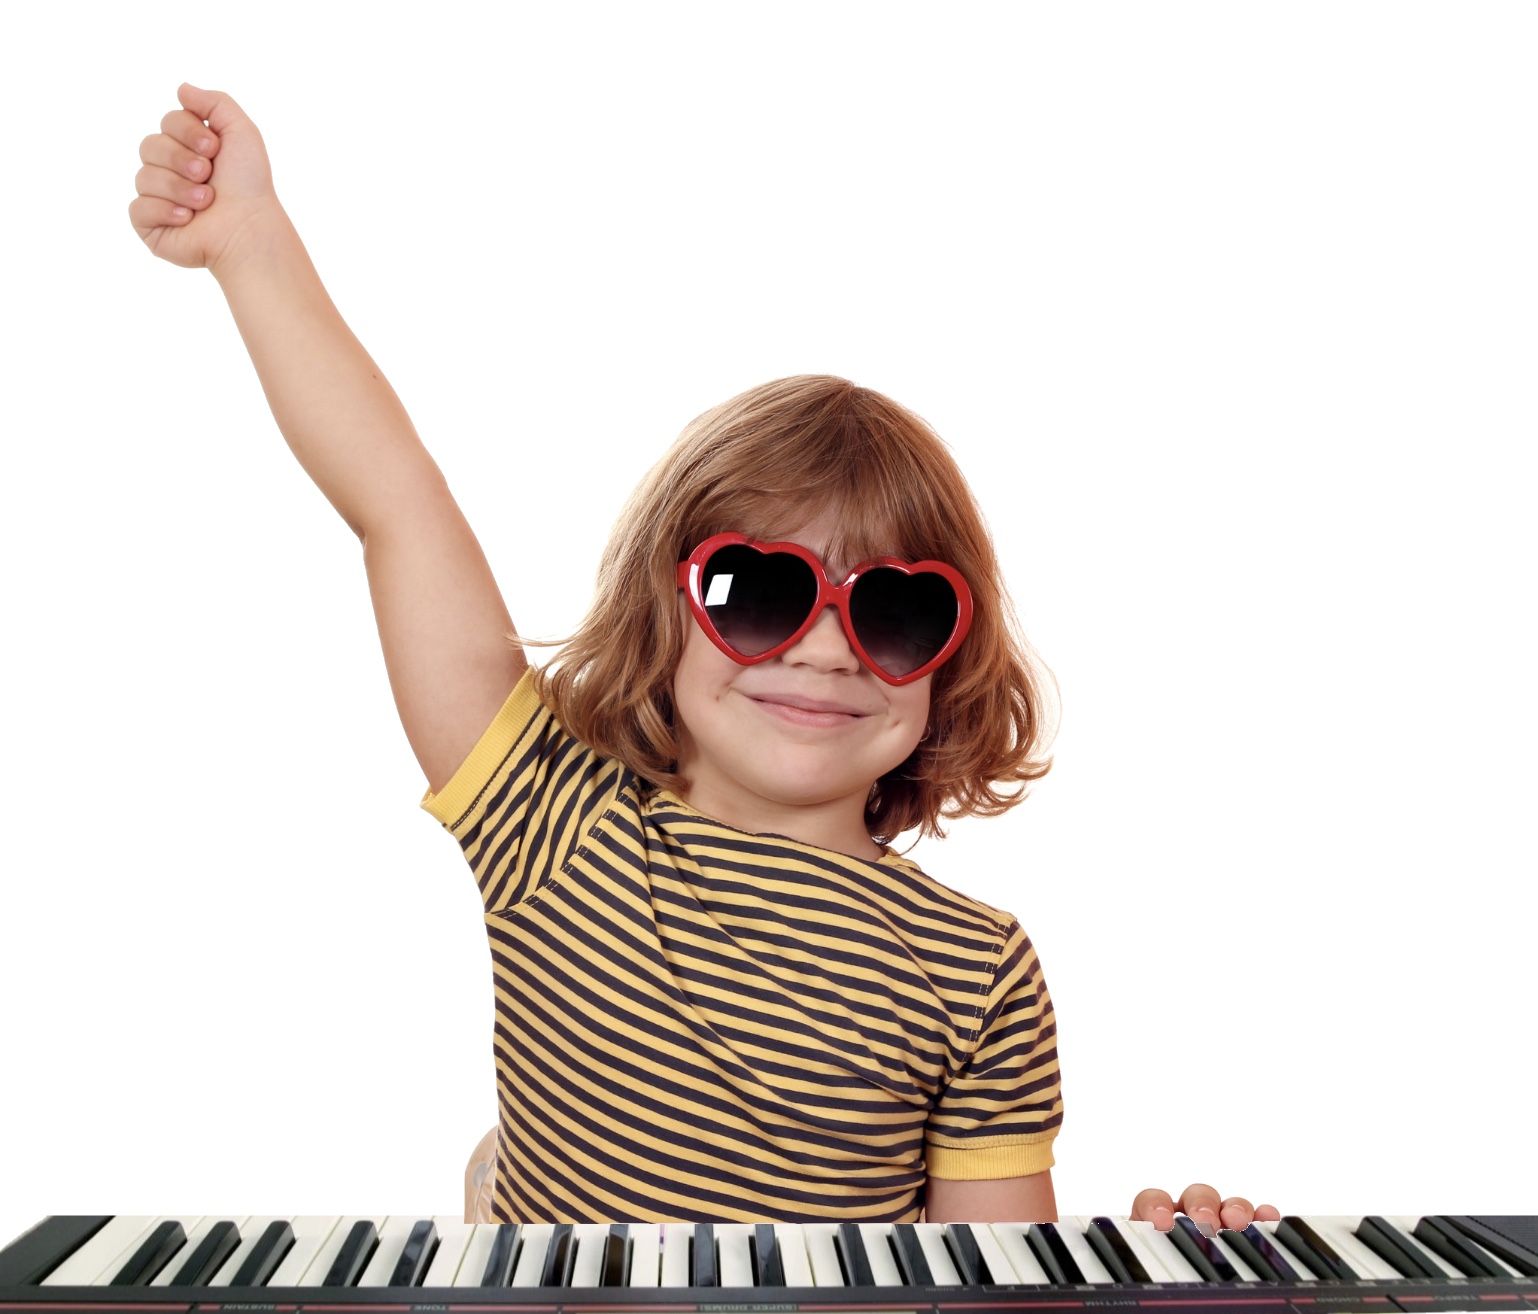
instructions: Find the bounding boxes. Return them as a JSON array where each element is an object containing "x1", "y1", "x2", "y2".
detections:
[
  {"x1": 925, "y1": 1136, "x2": 1057, "y2": 1181},
  {"x1": 419, "y1": 665, "x2": 543, "y2": 829}
]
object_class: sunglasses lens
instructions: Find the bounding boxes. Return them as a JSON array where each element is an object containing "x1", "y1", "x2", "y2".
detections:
[
  {"x1": 849, "y1": 568, "x2": 960, "y2": 679},
  {"x1": 701, "y1": 544, "x2": 819, "y2": 656}
]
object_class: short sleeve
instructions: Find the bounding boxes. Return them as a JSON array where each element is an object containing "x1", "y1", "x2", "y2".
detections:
[
  {"x1": 924, "y1": 918, "x2": 1063, "y2": 1180},
  {"x1": 419, "y1": 665, "x2": 624, "y2": 916}
]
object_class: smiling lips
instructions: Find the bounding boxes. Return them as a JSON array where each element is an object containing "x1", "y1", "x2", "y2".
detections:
[{"x1": 750, "y1": 695, "x2": 868, "y2": 727}]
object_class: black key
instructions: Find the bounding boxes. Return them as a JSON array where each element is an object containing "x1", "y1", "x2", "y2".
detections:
[
  {"x1": 1224, "y1": 1224, "x2": 1299, "y2": 1282},
  {"x1": 388, "y1": 1220, "x2": 438, "y2": 1287},
  {"x1": 601, "y1": 1225, "x2": 629, "y2": 1287},
  {"x1": 890, "y1": 1225, "x2": 932, "y2": 1285},
  {"x1": 479, "y1": 1223, "x2": 521, "y2": 1286},
  {"x1": 169, "y1": 1221, "x2": 241, "y2": 1286},
  {"x1": 0, "y1": 1217, "x2": 114, "y2": 1287},
  {"x1": 1274, "y1": 1216, "x2": 1358, "y2": 1281},
  {"x1": 1356, "y1": 1216, "x2": 1437, "y2": 1279},
  {"x1": 110, "y1": 1220, "x2": 187, "y2": 1286},
  {"x1": 691, "y1": 1224, "x2": 717, "y2": 1288},
  {"x1": 1086, "y1": 1217, "x2": 1148, "y2": 1284},
  {"x1": 753, "y1": 1223, "x2": 783, "y2": 1287},
  {"x1": 1169, "y1": 1216, "x2": 1238, "y2": 1282},
  {"x1": 1414, "y1": 1217, "x2": 1505, "y2": 1278},
  {"x1": 943, "y1": 1224, "x2": 985, "y2": 1286},
  {"x1": 836, "y1": 1223, "x2": 875, "y2": 1287},
  {"x1": 1025, "y1": 1223, "x2": 1083, "y2": 1285},
  {"x1": 231, "y1": 1220, "x2": 294, "y2": 1287},
  {"x1": 323, "y1": 1220, "x2": 379, "y2": 1287},
  {"x1": 1443, "y1": 1216, "x2": 1538, "y2": 1277},
  {"x1": 539, "y1": 1224, "x2": 576, "y2": 1287}
]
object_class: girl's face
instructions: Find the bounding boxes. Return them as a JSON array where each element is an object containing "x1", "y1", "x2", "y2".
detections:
[{"x1": 670, "y1": 507, "x2": 932, "y2": 860}]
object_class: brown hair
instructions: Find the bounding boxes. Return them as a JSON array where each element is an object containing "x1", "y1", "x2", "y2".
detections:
[{"x1": 516, "y1": 374, "x2": 1060, "y2": 850}]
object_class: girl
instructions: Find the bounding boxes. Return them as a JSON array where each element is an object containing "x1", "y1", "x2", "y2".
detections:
[{"x1": 129, "y1": 80, "x2": 1277, "y2": 1233}]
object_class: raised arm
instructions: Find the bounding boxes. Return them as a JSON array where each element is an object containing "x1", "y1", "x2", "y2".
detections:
[{"x1": 131, "y1": 83, "x2": 527, "y2": 794}]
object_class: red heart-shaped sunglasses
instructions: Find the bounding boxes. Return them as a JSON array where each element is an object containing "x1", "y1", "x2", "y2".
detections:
[{"x1": 676, "y1": 532, "x2": 974, "y2": 686}]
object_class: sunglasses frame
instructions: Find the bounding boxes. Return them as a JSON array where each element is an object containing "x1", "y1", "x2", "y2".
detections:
[{"x1": 675, "y1": 532, "x2": 974, "y2": 686}]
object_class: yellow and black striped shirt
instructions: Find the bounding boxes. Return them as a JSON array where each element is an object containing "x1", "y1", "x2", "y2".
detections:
[{"x1": 421, "y1": 665, "x2": 1062, "y2": 1222}]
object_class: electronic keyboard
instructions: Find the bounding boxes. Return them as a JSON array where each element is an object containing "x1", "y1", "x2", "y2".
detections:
[{"x1": 2, "y1": 1214, "x2": 1536, "y2": 1313}]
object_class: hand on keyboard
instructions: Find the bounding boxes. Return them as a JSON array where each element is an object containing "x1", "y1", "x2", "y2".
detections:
[{"x1": 1130, "y1": 1183, "x2": 1281, "y2": 1236}]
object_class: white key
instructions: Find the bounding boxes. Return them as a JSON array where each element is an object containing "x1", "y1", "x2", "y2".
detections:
[
  {"x1": 511, "y1": 1224, "x2": 554, "y2": 1287},
  {"x1": 1125, "y1": 1219, "x2": 1202, "y2": 1282},
  {"x1": 44, "y1": 1216, "x2": 164, "y2": 1285},
  {"x1": 453, "y1": 1223, "x2": 504, "y2": 1288},
  {"x1": 421, "y1": 1219, "x2": 476, "y2": 1286},
  {"x1": 1103, "y1": 1216, "x2": 1174, "y2": 1281},
  {"x1": 802, "y1": 1224, "x2": 843, "y2": 1286},
  {"x1": 357, "y1": 1216, "x2": 421, "y2": 1286},
  {"x1": 951, "y1": 1222, "x2": 1019, "y2": 1283},
  {"x1": 570, "y1": 1223, "x2": 613, "y2": 1288},
  {"x1": 147, "y1": 1216, "x2": 219, "y2": 1287},
  {"x1": 773, "y1": 1223, "x2": 814, "y2": 1286},
  {"x1": 212, "y1": 1216, "x2": 290, "y2": 1285},
  {"x1": 296, "y1": 1215, "x2": 383, "y2": 1285},
  {"x1": 716, "y1": 1223, "x2": 754, "y2": 1287},
  {"x1": 1058, "y1": 1217, "x2": 1114, "y2": 1284},
  {"x1": 626, "y1": 1223, "x2": 660, "y2": 1287},
  {"x1": 912, "y1": 1223, "x2": 960, "y2": 1284},
  {"x1": 856, "y1": 1223, "x2": 903, "y2": 1286},
  {"x1": 987, "y1": 1223, "x2": 1051, "y2": 1284},
  {"x1": 659, "y1": 1223, "x2": 691, "y2": 1288},
  {"x1": 267, "y1": 1216, "x2": 342, "y2": 1286},
  {"x1": 1383, "y1": 1216, "x2": 1466, "y2": 1279},
  {"x1": 1304, "y1": 1215, "x2": 1399, "y2": 1281}
]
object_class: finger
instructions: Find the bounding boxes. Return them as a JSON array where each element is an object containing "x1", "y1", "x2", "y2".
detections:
[
  {"x1": 157, "y1": 108, "x2": 221, "y2": 161},
  {"x1": 1176, "y1": 1183, "x2": 1223, "y2": 1235},
  {"x1": 1254, "y1": 1204, "x2": 1281, "y2": 1222},
  {"x1": 139, "y1": 131, "x2": 215, "y2": 187},
  {"x1": 176, "y1": 81, "x2": 252, "y2": 140},
  {"x1": 134, "y1": 161, "x2": 214, "y2": 214},
  {"x1": 1219, "y1": 1196, "x2": 1255, "y2": 1231},
  {"x1": 127, "y1": 192, "x2": 195, "y2": 241},
  {"x1": 1129, "y1": 1188, "x2": 1177, "y2": 1232}
]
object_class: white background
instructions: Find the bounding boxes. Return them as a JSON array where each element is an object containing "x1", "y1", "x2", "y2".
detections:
[{"x1": 1, "y1": 1, "x2": 1534, "y2": 1254}]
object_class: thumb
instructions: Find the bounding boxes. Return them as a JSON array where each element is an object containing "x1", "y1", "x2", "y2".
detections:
[{"x1": 176, "y1": 81, "x2": 249, "y2": 134}]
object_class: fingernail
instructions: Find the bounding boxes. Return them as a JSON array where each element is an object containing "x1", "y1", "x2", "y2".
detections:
[{"x1": 1153, "y1": 1205, "x2": 1173, "y2": 1229}]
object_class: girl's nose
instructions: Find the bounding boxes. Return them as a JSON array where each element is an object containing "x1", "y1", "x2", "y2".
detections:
[{"x1": 784, "y1": 604, "x2": 861, "y2": 672}]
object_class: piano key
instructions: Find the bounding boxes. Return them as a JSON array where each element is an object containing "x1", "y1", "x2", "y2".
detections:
[
  {"x1": 359, "y1": 1216, "x2": 423, "y2": 1287},
  {"x1": 1357, "y1": 1215, "x2": 1439, "y2": 1279},
  {"x1": 600, "y1": 1223, "x2": 629, "y2": 1287},
  {"x1": 264, "y1": 1215, "x2": 340, "y2": 1286},
  {"x1": 230, "y1": 1219, "x2": 294, "y2": 1286},
  {"x1": 1412, "y1": 1214, "x2": 1508, "y2": 1278},
  {"x1": 835, "y1": 1222, "x2": 874, "y2": 1286},
  {"x1": 716, "y1": 1223, "x2": 753, "y2": 1288},
  {"x1": 690, "y1": 1222, "x2": 717, "y2": 1288},
  {"x1": 1273, "y1": 1215, "x2": 1358, "y2": 1280},
  {"x1": 1085, "y1": 1216, "x2": 1149, "y2": 1283},
  {"x1": 912, "y1": 1223, "x2": 960, "y2": 1285},
  {"x1": 1444, "y1": 1215, "x2": 1538, "y2": 1277},
  {"x1": 1057, "y1": 1217, "x2": 1115, "y2": 1284},
  {"x1": 753, "y1": 1223, "x2": 784, "y2": 1286},
  {"x1": 41, "y1": 1215, "x2": 162, "y2": 1285},
  {"x1": 568, "y1": 1222, "x2": 611, "y2": 1288},
  {"x1": 857, "y1": 1224, "x2": 903, "y2": 1286},
  {"x1": 1303, "y1": 1215, "x2": 1398, "y2": 1281},
  {"x1": 1025, "y1": 1222, "x2": 1084, "y2": 1284},
  {"x1": 1209, "y1": 1229, "x2": 1267, "y2": 1282},
  {"x1": 1382, "y1": 1215, "x2": 1466, "y2": 1280},
  {"x1": 109, "y1": 1219, "x2": 186, "y2": 1285},
  {"x1": 1105, "y1": 1217, "x2": 1173, "y2": 1282},
  {"x1": 772, "y1": 1222, "x2": 814, "y2": 1287},
  {"x1": 940, "y1": 1223, "x2": 983, "y2": 1285},
  {"x1": 319, "y1": 1218, "x2": 379, "y2": 1286},
  {"x1": 889, "y1": 1224, "x2": 930, "y2": 1285},
  {"x1": 1168, "y1": 1215, "x2": 1239, "y2": 1282},
  {"x1": 477, "y1": 1221, "x2": 520, "y2": 1286},
  {"x1": 510, "y1": 1223, "x2": 553, "y2": 1287},
  {"x1": 1222, "y1": 1223, "x2": 1300, "y2": 1282},
  {"x1": 987, "y1": 1222, "x2": 1050, "y2": 1283},
  {"x1": 1124, "y1": 1219, "x2": 1202, "y2": 1282},
  {"x1": 159, "y1": 1218, "x2": 239, "y2": 1287},
  {"x1": 658, "y1": 1222, "x2": 690, "y2": 1288},
  {"x1": 207, "y1": 1215, "x2": 286, "y2": 1285},
  {"x1": 801, "y1": 1223, "x2": 844, "y2": 1286},
  {"x1": 387, "y1": 1219, "x2": 438, "y2": 1286},
  {"x1": 539, "y1": 1222, "x2": 577, "y2": 1286},
  {"x1": 419, "y1": 1219, "x2": 475, "y2": 1286},
  {"x1": 626, "y1": 1223, "x2": 661, "y2": 1287}
]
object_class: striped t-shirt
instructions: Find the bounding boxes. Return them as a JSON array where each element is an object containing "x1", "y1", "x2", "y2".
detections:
[{"x1": 420, "y1": 665, "x2": 1062, "y2": 1223}]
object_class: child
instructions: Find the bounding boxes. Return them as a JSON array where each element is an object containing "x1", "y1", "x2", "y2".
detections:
[{"x1": 131, "y1": 81, "x2": 1277, "y2": 1234}]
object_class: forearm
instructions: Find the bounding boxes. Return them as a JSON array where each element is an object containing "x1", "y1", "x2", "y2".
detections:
[{"x1": 212, "y1": 207, "x2": 444, "y2": 541}]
